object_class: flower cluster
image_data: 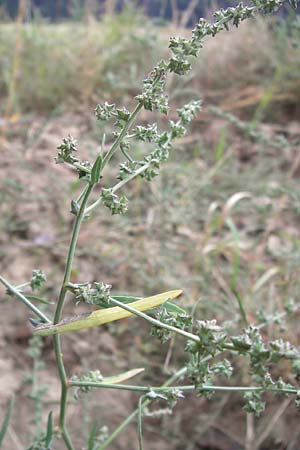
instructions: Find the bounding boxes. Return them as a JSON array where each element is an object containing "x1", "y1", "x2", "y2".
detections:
[
  {"x1": 146, "y1": 388, "x2": 185, "y2": 409},
  {"x1": 188, "y1": 320, "x2": 227, "y2": 358},
  {"x1": 67, "y1": 281, "x2": 112, "y2": 306},
  {"x1": 243, "y1": 391, "x2": 265, "y2": 416},
  {"x1": 251, "y1": 0, "x2": 284, "y2": 14},
  {"x1": 30, "y1": 270, "x2": 47, "y2": 291},
  {"x1": 177, "y1": 100, "x2": 202, "y2": 125},
  {"x1": 71, "y1": 370, "x2": 103, "y2": 397},
  {"x1": 132, "y1": 123, "x2": 158, "y2": 142},
  {"x1": 117, "y1": 98, "x2": 201, "y2": 184},
  {"x1": 95, "y1": 102, "x2": 116, "y2": 120},
  {"x1": 56, "y1": 135, "x2": 78, "y2": 164},
  {"x1": 56, "y1": 135, "x2": 92, "y2": 180},
  {"x1": 136, "y1": 61, "x2": 169, "y2": 114},
  {"x1": 100, "y1": 188, "x2": 128, "y2": 215},
  {"x1": 150, "y1": 308, "x2": 192, "y2": 343}
]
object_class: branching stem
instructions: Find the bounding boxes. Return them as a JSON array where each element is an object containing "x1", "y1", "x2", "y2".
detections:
[
  {"x1": 53, "y1": 183, "x2": 94, "y2": 450},
  {"x1": 108, "y1": 296, "x2": 200, "y2": 342},
  {"x1": 69, "y1": 381, "x2": 300, "y2": 396},
  {"x1": 0, "y1": 275, "x2": 51, "y2": 323},
  {"x1": 85, "y1": 162, "x2": 151, "y2": 214}
]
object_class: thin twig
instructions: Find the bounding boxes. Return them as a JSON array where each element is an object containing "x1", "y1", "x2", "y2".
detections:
[{"x1": 0, "y1": 275, "x2": 51, "y2": 324}]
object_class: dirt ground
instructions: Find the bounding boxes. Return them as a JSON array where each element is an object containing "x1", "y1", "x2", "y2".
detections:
[{"x1": 1, "y1": 105, "x2": 300, "y2": 449}]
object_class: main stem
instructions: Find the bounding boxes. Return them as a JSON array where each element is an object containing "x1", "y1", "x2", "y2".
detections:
[
  {"x1": 54, "y1": 94, "x2": 148, "y2": 450},
  {"x1": 53, "y1": 183, "x2": 93, "y2": 450}
]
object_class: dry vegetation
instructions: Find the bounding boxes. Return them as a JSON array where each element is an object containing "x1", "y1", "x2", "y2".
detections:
[{"x1": 1, "y1": 8, "x2": 300, "y2": 450}]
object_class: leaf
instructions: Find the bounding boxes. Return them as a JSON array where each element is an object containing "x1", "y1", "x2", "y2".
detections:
[
  {"x1": 88, "y1": 424, "x2": 97, "y2": 450},
  {"x1": 0, "y1": 395, "x2": 14, "y2": 448},
  {"x1": 102, "y1": 368, "x2": 144, "y2": 384},
  {"x1": 161, "y1": 301, "x2": 186, "y2": 314},
  {"x1": 91, "y1": 154, "x2": 103, "y2": 184},
  {"x1": 101, "y1": 295, "x2": 186, "y2": 315},
  {"x1": 45, "y1": 412, "x2": 53, "y2": 448},
  {"x1": 70, "y1": 200, "x2": 80, "y2": 215},
  {"x1": 26, "y1": 295, "x2": 53, "y2": 305},
  {"x1": 34, "y1": 290, "x2": 183, "y2": 336}
]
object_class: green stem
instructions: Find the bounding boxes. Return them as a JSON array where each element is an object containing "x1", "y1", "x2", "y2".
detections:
[
  {"x1": 85, "y1": 162, "x2": 151, "y2": 214},
  {"x1": 54, "y1": 183, "x2": 94, "y2": 324},
  {"x1": 76, "y1": 183, "x2": 91, "y2": 205},
  {"x1": 53, "y1": 183, "x2": 94, "y2": 450},
  {"x1": 108, "y1": 296, "x2": 200, "y2": 342},
  {"x1": 15, "y1": 281, "x2": 30, "y2": 289},
  {"x1": 72, "y1": 161, "x2": 91, "y2": 174},
  {"x1": 69, "y1": 381, "x2": 300, "y2": 396},
  {"x1": 97, "y1": 367, "x2": 187, "y2": 450},
  {"x1": 97, "y1": 307, "x2": 295, "y2": 450},
  {"x1": 70, "y1": 382, "x2": 195, "y2": 392},
  {"x1": 0, "y1": 275, "x2": 51, "y2": 323},
  {"x1": 120, "y1": 145, "x2": 135, "y2": 163},
  {"x1": 138, "y1": 395, "x2": 145, "y2": 450},
  {"x1": 102, "y1": 103, "x2": 143, "y2": 168}
]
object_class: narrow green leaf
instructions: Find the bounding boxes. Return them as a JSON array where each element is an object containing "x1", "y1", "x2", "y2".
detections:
[
  {"x1": 45, "y1": 411, "x2": 53, "y2": 448},
  {"x1": 70, "y1": 200, "x2": 80, "y2": 215},
  {"x1": 108, "y1": 296, "x2": 186, "y2": 315},
  {"x1": 91, "y1": 154, "x2": 103, "y2": 184},
  {"x1": 0, "y1": 395, "x2": 14, "y2": 448},
  {"x1": 88, "y1": 424, "x2": 97, "y2": 450},
  {"x1": 162, "y1": 301, "x2": 186, "y2": 314},
  {"x1": 26, "y1": 295, "x2": 53, "y2": 305}
]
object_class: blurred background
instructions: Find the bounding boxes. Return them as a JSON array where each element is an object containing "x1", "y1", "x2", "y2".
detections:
[{"x1": 1, "y1": 1, "x2": 300, "y2": 449}]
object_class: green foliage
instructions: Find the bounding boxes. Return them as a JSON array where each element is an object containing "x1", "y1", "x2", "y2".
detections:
[{"x1": 30, "y1": 270, "x2": 47, "y2": 291}]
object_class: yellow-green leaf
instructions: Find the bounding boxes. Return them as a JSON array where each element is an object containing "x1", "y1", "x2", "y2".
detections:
[
  {"x1": 34, "y1": 289, "x2": 182, "y2": 336},
  {"x1": 101, "y1": 368, "x2": 144, "y2": 384}
]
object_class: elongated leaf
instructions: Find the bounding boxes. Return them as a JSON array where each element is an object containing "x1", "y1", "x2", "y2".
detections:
[
  {"x1": 160, "y1": 301, "x2": 186, "y2": 314},
  {"x1": 102, "y1": 368, "x2": 144, "y2": 384},
  {"x1": 26, "y1": 295, "x2": 53, "y2": 305},
  {"x1": 91, "y1": 154, "x2": 103, "y2": 184},
  {"x1": 88, "y1": 424, "x2": 97, "y2": 450},
  {"x1": 45, "y1": 412, "x2": 53, "y2": 448},
  {"x1": 0, "y1": 396, "x2": 14, "y2": 448},
  {"x1": 35, "y1": 290, "x2": 182, "y2": 336}
]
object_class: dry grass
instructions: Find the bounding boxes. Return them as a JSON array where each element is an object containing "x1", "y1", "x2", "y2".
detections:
[{"x1": 1, "y1": 13, "x2": 300, "y2": 116}]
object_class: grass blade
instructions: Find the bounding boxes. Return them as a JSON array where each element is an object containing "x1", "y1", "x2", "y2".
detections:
[
  {"x1": 0, "y1": 395, "x2": 14, "y2": 448},
  {"x1": 88, "y1": 424, "x2": 97, "y2": 450}
]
